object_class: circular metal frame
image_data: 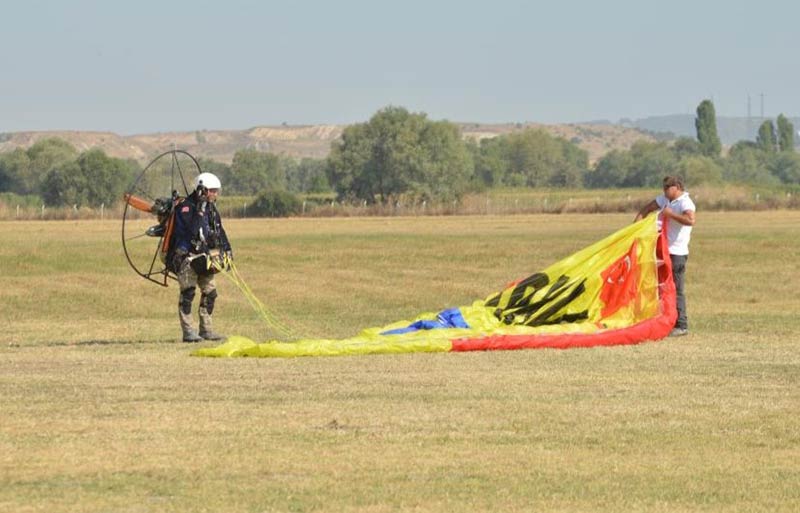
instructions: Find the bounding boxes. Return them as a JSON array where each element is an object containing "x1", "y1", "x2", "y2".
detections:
[{"x1": 121, "y1": 150, "x2": 201, "y2": 287}]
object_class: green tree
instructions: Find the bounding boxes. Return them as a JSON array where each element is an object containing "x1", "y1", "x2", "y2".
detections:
[
  {"x1": 723, "y1": 141, "x2": 777, "y2": 184},
  {"x1": 286, "y1": 158, "x2": 329, "y2": 193},
  {"x1": 28, "y1": 138, "x2": 78, "y2": 169},
  {"x1": 585, "y1": 149, "x2": 633, "y2": 188},
  {"x1": 472, "y1": 137, "x2": 509, "y2": 187},
  {"x1": 247, "y1": 189, "x2": 302, "y2": 217},
  {"x1": 415, "y1": 120, "x2": 474, "y2": 201},
  {"x1": 506, "y1": 130, "x2": 555, "y2": 186},
  {"x1": 326, "y1": 106, "x2": 472, "y2": 203},
  {"x1": 776, "y1": 114, "x2": 795, "y2": 152},
  {"x1": 77, "y1": 149, "x2": 134, "y2": 207},
  {"x1": 756, "y1": 120, "x2": 777, "y2": 153},
  {"x1": 38, "y1": 148, "x2": 134, "y2": 207},
  {"x1": 624, "y1": 141, "x2": 678, "y2": 187},
  {"x1": 327, "y1": 123, "x2": 373, "y2": 201},
  {"x1": 0, "y1": 138, "x2": 78, "y2": 195},
  {"x1": 362, "y1": 106, "x2": 426, "y2": 203},
  {"x1": 768, "y1": 151, "x2": 800, "y2": 184},
  {"x1": 26, "y1": 138, "x2": 79, "y2": 194},
  {"x1": 0, "y1": 162, "x2": 8, "y2": 192},
  {"x1": 587, "y1": 141, "x2": 674, "y2": 188},
  {"x1": 228, "y1": 148, "x2": 286, "y2": 195},
  {"x1": 477, "y1": 129, "x2": 587, "y2": 188},
  {"x1": 672, "y1": 137, "x2": 701, "y2": 159},
  {"x1": 551, "y1": 141, "x2": 588, "y2": 188},
  {"x1": 695, "y1": 99, "x2": 721, "y2": 157},
  {"x1": 40, "y1": 161, "x2": 87, "y2": 207},
  {"x1": 679, "y1": 155, "x2": 722, "y2": 185},
  {"x1": 0, "y1": 148, "x2": 31, "y2": 193}
]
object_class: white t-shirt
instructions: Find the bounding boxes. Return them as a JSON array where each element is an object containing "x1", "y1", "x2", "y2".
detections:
[{"x1": 655, "y1": 192, "x2": 695, "y2": 256}]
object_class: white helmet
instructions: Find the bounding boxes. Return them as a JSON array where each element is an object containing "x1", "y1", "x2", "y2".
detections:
[{"x1": 195, "y1": 172, "x2": 221, "y2": 190}]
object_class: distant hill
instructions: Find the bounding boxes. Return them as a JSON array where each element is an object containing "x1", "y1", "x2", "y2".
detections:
[
  {"x1": 0, "y1": 123, "x2": 655, "y2": 166},
  {"x1": 0, "y1": 125, "x2": 344, "y2": 165},
  {"x1": 624, "y1": 114, "x2": 800, "y2": 146}
]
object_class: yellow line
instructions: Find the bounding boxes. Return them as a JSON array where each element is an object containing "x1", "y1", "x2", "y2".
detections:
[{"x1": 211, "y1": 255, "x2": 297, "y2": 339}]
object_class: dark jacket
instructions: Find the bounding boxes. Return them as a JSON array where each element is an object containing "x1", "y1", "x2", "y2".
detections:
[{"x1": 172, "y1": 191, "x2": 231, "y2": 256}]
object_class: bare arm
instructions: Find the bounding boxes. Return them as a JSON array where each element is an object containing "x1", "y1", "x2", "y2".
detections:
[
  {"x1": 634, "y1": 200, "x2": 659, "y2": 222},
  {"x1": 662, "y1": 207, "x2": 696, "y2": 226}
]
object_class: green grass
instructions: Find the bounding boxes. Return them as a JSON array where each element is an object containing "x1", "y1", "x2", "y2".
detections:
[{"x1": 2, "y1": 212, "x2": 799, "y2": 512}]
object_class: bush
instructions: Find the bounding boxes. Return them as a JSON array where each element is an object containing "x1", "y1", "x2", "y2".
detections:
[
  {"x1": 0, "y1": 191, "x2": 42, "y2": 209},
  {"x1": 247, "y1": 190, "x2": 302, "y2": 217},
  {"x1": 679, "y1": 155, "x2": 722, "y2": 185}
]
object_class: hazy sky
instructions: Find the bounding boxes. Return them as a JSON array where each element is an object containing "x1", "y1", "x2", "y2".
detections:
[{"x1": 2, "y1": 0, "x2": 797, "y2": 134}]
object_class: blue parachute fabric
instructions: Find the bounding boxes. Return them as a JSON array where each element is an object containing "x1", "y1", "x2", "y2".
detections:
[{"x1": 380, "y1": 307, "x2": 469, "y2": 335}]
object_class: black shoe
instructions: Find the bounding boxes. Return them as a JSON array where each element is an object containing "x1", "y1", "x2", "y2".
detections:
[
  {"x1": 199, "y1": 331, "x2": 226, "y2": 341},
  {"x1": 182, "y1": 330, "x2": 202, "y2": 343},
  {"x1": 669, "y1": 327, "x2": 689, "y2": 337}
]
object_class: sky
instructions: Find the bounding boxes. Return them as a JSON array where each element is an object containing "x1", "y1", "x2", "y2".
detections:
[{"x1": 2, "y1": 0, "x2": 798, "y2": 134}]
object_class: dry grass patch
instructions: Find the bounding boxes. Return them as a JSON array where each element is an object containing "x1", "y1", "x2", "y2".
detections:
[{"x1": 2, "y1": 212, "x2": 799, "y2": 512}]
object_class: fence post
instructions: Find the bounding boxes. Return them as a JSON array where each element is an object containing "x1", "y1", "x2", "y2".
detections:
[
  {"x1": 41, "y1": 204, "x2": 45, "y2": 219},
  {"x1": 16, "y1": 205, "x2": 20, "y2": 219},
  {"x1": 101, "y1": 203, "x2": 104, "y2": 220}
]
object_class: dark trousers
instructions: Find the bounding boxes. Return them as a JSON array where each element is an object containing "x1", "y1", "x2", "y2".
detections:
[{"x1": 670, "y1": 254, "x2": 688, "y2": 329}]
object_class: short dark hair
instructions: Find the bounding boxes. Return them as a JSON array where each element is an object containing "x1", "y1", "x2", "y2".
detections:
[{"x1": 663, "y1": 175, "x2": 684, "y2": 190}]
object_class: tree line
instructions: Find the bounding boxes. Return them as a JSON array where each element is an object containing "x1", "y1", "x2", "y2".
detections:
[
  {"x1": 588, "y1": 100, "x2": 799, "y2": 188},
  {"x1": 1, "y1": 102, "x2": 797, "y2": 209},
  {"x1": 0, "y1": 141, "x2": 331, "y2": 208},
  {"x1": 0, "y1": 139, "x2": 138, "y2": 208}
]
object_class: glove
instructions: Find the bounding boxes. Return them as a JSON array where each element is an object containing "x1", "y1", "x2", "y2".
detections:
[{"x1": 224, "y1": 250, "x2": 234, "y2": 270}]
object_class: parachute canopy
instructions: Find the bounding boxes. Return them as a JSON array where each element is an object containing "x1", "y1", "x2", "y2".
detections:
[{"x1": 194, "y1": 216, "x2": 676, "y2": 358}]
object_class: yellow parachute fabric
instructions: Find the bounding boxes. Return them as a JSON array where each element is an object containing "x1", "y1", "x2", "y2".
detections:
[{"x1": 193, "y1": 216, "x2": 672, "y2": 358}]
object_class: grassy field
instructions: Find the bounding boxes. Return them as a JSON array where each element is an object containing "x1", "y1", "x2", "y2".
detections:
[{"x1": 2, "y1": 212, "x2": 799, "y2": 512}]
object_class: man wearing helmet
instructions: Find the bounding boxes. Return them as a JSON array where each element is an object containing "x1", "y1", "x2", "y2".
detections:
[{"x1": 170, "y1": 172, "x2": 233, "y2": 343}]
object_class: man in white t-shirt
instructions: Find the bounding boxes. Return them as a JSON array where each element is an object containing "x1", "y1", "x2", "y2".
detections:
[{"x1": 635, "y1": 176, "x2": 696, "y2": 337}]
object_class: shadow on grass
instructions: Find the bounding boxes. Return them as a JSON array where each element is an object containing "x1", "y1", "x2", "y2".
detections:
[{"x1": 9, "y1": 338, "x2": 181, "y2": 348}]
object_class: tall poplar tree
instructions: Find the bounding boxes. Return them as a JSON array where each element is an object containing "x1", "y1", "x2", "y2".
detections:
[
  {"x1": 757, "y1": 120, "x2": 777, "y2": 153},
  {"x1": 776, "y1": 114, "x2": 795, "y2": 152},
  {"x1": 695, "y1": 99, "x2": 721, "y2": 157}
]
